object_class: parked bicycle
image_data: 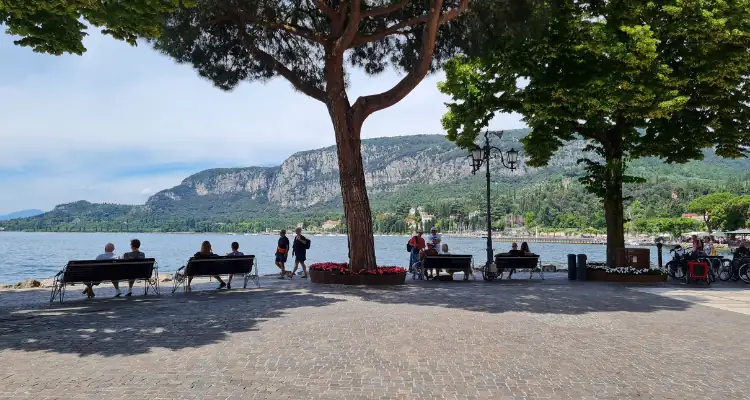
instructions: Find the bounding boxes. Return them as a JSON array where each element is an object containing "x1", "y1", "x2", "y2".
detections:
[{"x1": 718, "y1": 246, "x2": 750, "y2": 283}]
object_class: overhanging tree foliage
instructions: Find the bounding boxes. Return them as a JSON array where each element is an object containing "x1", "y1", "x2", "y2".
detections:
[
  {"x1": 687, "y1": 192, "x2": 736, "y2": 233},
  {"x1": 439, "y1": 0, "x2": 750, "y2": 268},
  {"x1": 3, "y1": 0, "x2": 503, "y2": 269}
]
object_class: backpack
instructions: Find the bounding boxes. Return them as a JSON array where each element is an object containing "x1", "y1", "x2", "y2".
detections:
[
  {"x1": 406, "y1": 237, "x2": 414, "y2": 252},
  {"x1": 305, "y1": 236, "x2": 311, "y2": 250}
]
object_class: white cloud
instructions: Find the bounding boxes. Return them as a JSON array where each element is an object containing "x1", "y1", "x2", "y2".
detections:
[{"x1": 0, "y1": 31, "x2": 524, "y2": 214}]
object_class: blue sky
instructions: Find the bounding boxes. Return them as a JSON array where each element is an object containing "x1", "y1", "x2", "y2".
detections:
[{"x1": 0, "y1": 29, "x2": 523, "y2": 215}]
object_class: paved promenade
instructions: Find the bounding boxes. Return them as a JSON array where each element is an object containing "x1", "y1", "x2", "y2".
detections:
[{"x1": 1, "y1": 276, "x2": 750, "y2": 399}]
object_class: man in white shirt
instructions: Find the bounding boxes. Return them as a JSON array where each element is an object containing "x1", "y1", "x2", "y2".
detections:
[
  {"x1": 85, "y1": 243, "x2": 117, "y2": 298},
  {"x1": 427, "y1": 227, "x2": 441, "y2": 248}
]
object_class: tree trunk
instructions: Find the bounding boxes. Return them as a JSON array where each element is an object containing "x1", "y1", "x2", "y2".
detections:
[
  {"x1": 324, "y1": 57, "x2": 377, "y2": 270},
  {"x1": 332, "y1": 120, "x2": 377, "y2": 270},
  {"x1": 603, "y1": 132, "x2": 625, "y2": 269}
]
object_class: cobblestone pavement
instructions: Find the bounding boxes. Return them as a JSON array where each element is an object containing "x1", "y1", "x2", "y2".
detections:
[{"x1": 1, "y1": 276, "x2": 750, "y2": 399}]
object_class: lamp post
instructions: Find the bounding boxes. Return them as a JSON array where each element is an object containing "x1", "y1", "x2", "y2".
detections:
[{"x1": 469, "y1": 131, "x2": 519, "y2": 269}]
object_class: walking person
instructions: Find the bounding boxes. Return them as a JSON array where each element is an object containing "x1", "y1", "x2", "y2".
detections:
[
  {"x1": 117, "y1": 238, "x2": 145, "y2": 297},
  {"x1": 291, "y1": 228, "x2": 310, "y2": 278},
  {"x1": 275, "y1": 230, "x2": 290, "y2": 279},
  {"x1": 408, "y1": 229, "x2": 426, "y2": 279},
  {"x1": 225, "y1": 241, "x2": 244, "y2": 289}
]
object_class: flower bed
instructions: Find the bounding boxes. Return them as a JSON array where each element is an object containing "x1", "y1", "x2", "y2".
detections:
[
  {"x1": 309, "y1": 263, "x2": 407, "y2": 285},
  {"x1": 586, "y1": 263, "x2": 667, "y2": 283}
]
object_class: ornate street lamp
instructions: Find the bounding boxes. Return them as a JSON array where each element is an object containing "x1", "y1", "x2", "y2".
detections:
[{"x1": 469, "y1": 130, "x2": 519, "y2": 270}]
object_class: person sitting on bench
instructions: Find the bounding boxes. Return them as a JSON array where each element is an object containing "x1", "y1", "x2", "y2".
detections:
[
  {"x1": 224, "y1": 241, "x2": 244, "y2": 290},
  {"x1": 187, "y1": 241, "x2": 224, "y2": 291},
  {"x1": 418, "y1": 244, "x2": 440, "y2": 279},
  {"x1": 114, "y1": 238, "x2": 145, "y2": 297},
  {"x1": 85, "y1": 243, "x2": 117, "y2": 298},
  {"x1": 520, "y1": 242, "x2": 533, "y2": 255},
  {"x1": 505, "y1": 242, "x2": 524, "y2": 279}
]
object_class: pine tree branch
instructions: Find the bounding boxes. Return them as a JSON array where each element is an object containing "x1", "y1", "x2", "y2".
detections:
[
  {"x1": 212, "y1": 12, "x2": 327, "y2": 44},
  {"x1": 315, "y1": 0, "x2": 339, "y2": 21},
  {"x1": 351, "y1": 0, "x2": 467, "y2": 47},
  {"x1": 352, "y1": 0, "x2": 468, "y2": 119},
  {"x1": 362, "y1": 0, "x2": 410, "y2": 18},
  {"x1": 334, "y1": 0, "x2": 361, "y2": 53},
  {"x1": 237, "y1": 23, "x2": 327, "y2": 104}
]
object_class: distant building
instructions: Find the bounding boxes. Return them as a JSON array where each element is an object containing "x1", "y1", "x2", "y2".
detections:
[
  {"x1": 504, "y1": 215, "x2": 525, "y2": 227},
  {"x1": 681, "y1": 213, "x2": 704, "y2": 223},
  {"x1": 296, "y1": 222, "x2": 305, "y2": 229},
  {"x1": 322, "y1": 220, "x2": 340, "y2": 230}
]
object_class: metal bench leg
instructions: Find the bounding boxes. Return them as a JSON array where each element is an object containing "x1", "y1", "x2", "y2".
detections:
[
  {"x1": 172, "y1": 270, "x2": 185, "y2": 294},
  {"x1": 49, "y1": 279, "x2": 62, "y2": 305}
]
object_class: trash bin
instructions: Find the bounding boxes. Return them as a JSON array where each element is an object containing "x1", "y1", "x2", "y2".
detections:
[
  {"x1": 567, "y1": 254, "x2": 577, "y2": 280},
  {"x1": 577, "y1": 254, "x2": 587, "y2": 281}
]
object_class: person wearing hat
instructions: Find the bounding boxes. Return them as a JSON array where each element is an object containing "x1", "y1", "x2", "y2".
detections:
[
  {"x1": 427, "y1": 227, "x2": 442, "y2": 249},
  {"x1": 408, "y1": 229, "x2": 426, "y2": 279}
]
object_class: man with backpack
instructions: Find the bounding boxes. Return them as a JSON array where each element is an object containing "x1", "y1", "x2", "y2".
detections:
[
  {"x1": 291, "y1": 227, "x2": 311, "y2": 278},
  {"x1": 407, "y1": 229, "x2": 426, "y2": 279}
]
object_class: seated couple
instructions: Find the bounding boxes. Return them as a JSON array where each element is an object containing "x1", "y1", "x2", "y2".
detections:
[
  {"x1": 182, "y1": 240, "x2": 245, "y2": 291},
  {"x1": 495, "y1": 242, "x2": 535, "y2": 279},
  {"x1": 83, "y1": 239, "x2": 145, "y2": 299},
  {"x1": 411, "y1": 243, "x2": 450, "y2": 279}
]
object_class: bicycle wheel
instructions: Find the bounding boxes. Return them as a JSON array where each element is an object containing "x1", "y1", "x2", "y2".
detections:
[
  {"x1": 719, "y1": 260, "x2": 732, "y2": 281},
  {"x1": 740, "y1": 263, "x2": 750, "y2": 284}
]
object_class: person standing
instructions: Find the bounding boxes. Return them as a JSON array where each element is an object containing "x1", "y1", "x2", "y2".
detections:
[
  {"x1": 408, "y1": 229, "x2": 426, "y2": 279},
  {"x1": 119, "y1": 238, "x2": 145, "y2": 297},
  {"x1": 225, "y1": 241, "x2": 244, "y2": 289},
  {"x1": 427, "y1": 227, "x2": 442, "y2": 248},
  {"x1": 275, "y1": 230, "x2": 290, "y2": 279},
  {"x1": 291, "y1": 227, "x2": 310, "y2": 278}
]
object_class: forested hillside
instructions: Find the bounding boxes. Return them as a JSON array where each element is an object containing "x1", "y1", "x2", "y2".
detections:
[{"x1": 2, "y1": 131, "x2": 749, "y2": 234}]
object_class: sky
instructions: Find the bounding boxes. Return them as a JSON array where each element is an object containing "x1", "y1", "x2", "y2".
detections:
[{"x1": 0, "y1": 29, "x2": 524, "y2": 215}]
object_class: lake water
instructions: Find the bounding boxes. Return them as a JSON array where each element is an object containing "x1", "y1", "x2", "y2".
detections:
[{"x1": 0, "y1": 232, "x2": 662, "y2": 284}]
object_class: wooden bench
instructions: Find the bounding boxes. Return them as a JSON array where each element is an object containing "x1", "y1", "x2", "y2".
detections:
[
  {"x1": 484, "y1": 255, "x2": 543, "y2": 281},
  {"x1": 419, "y1": 255, "x2": 473, "y2": 281},
  {"x1": 172, "y1": 255, "x2": 259, "y2": 293},
  {"x1": 50, "y1": 258, "x2": 159, "y2": 304}
]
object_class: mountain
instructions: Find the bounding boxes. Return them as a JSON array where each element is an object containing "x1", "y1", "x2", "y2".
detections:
[
  {"x1": 0, "y1": 209, "x2": 44, "y2": 221},
  {"x1": 2, "y1": 130, "x2": 750, "y2": 233}
]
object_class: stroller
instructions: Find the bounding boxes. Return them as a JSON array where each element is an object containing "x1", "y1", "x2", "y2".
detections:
[{"x1": 667, "y1": 245, "x2": 710, "y2": 284}]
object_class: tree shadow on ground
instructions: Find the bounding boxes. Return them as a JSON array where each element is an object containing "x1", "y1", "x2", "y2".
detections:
[
  {"x1": 305, "y1": 278, "x2": 693, "y2": 315},
  {"x1": 0, "y1": 280, "x2": 341, "y2": 357}
]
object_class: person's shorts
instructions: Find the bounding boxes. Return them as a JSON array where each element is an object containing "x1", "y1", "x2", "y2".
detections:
[
  {"x1": 295, "y1": 252, "x2": 307, "y2": 262},
  {"x1": 275, "y1": 253, "x2": 288, "y2": 263}
]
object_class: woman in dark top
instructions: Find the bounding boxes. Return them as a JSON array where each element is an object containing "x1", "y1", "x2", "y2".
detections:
[
  {"x1": 187, "y1": 240, "x2": 224, "y2": 291},
  {"x1": 520, "y1": 242, "x2": 532, "y2": 255},
  {"x1": 275, "y1": 230, "x2": 290, "y2": 279}
]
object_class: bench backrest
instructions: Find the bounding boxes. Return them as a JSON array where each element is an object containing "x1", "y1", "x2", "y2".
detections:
[
  {"x1": 63, "y1": 258, "x2": 156, "y2": 283},
  {"x1": 186, "y1": 256, "x2": 256, "y2": 276},
  {"x1": 423, "y1": 255, "x2": 472, "y2": 270},
  {"x1": 494, "y1": 256, "x2": 539, "y2": 269}
]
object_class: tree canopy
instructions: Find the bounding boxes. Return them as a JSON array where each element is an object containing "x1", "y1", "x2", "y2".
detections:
[
  {"x1": 439, "y1": 0, "x2": 750, "y2": 267},
  {"x1": 0, "y1": 0, "x2": 185, "y2": 55}
]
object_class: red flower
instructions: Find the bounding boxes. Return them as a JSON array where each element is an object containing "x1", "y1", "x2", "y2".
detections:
[{"x1": 310, "y1": 263, "x2": 406, "y2": 275}]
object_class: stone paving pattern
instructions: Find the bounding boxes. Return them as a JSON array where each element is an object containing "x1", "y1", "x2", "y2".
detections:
[{"x1": 1, "y1": 276, "x2": 750, "y2": 399}]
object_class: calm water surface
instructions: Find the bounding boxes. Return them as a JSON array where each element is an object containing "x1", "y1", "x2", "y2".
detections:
[{"x1": 0, "y1": 232, "x2": 661, "y2": 284}]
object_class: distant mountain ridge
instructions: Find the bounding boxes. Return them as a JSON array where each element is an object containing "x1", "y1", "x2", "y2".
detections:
[
  {"x1": 0, "y1": 209, "x2": 44, "y2": 221},
  {"x1": 2, "y1": 130, "x2": 750, "y2": 233}
]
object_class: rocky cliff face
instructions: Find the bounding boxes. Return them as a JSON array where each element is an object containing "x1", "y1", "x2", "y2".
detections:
[{"x1": 147, "y1": 134, "x2": 486, "y2": 209}]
